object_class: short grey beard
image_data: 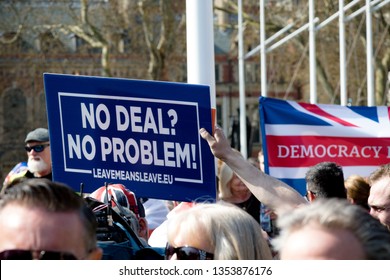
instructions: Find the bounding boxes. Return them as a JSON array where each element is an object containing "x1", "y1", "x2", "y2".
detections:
[{"x1": 28, "y1": 157, "x2": 49, "y2": 174}]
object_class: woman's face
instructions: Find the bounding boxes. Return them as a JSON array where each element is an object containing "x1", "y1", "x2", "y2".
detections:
[
  {"x1": 168, "y1": 224, "x2": 214, "y2": 260},
  {"x1": 229, "y1": 173, "x2": 248, "y2": 193}
]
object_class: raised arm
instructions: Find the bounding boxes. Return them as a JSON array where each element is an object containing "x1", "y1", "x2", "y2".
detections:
[{"x1": 200, "y1": 126, "x2": 307, "y2": 215}]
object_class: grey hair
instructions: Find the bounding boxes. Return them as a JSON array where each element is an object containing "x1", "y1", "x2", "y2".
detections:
[{"x1": 271, "y1": 198, "x2": 390, "y2": 259}]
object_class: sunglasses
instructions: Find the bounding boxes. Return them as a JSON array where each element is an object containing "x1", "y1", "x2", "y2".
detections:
[
  {"x1": 24, "y1": 144, "x2": 50, "y2": 153},
  {"x1": 0, "y1": 249, "x2": 77, "y2": 260},
  {"x1": 165, "y1": 243, "x2": 214, "y2": 260}
]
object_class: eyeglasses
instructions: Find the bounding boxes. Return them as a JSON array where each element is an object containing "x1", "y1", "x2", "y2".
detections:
[
  {"x1": 165, "y1": 243, "x2": 214, "y2": 260},
  {"x1": 0, "y1": 249, "x2": 77, "y2": 260},
  {"x1": 24, "y1": 144, "x2": 50, "y2": 153}
]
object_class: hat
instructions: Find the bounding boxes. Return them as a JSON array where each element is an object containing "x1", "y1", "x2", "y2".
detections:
[
  {"x1": 89, "y1": 184, "x2": 145, "y2": 219},
  {"x1": 25, "y1": 128, "x2": 49, "y2": 143}
]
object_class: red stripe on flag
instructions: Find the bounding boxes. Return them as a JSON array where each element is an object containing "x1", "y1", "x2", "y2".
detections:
[
  {"x1": 266, "y1": 135, "x2": 390, "y2": 167},
  {"x1": 298, "y1": 102, "x2": 357, "y2": 127}
]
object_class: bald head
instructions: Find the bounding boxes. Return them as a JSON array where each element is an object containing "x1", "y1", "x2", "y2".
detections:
[{"x1": 279, "y1": 224, "x2": 365, "y2": 260}]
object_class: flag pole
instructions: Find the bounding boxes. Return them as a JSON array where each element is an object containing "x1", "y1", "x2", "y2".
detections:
[
  {"x1": 238, "y1": 0, "x2": 248, "y2": 158},
  {"x1": 309, "y1": 0, "x2": 317, "y2": 104},
  {"x1": 339, "y1": 0, "x2": 347, "y2": 106},
  {"x1": 366, "y1": 0, "x2": 375, "y2": 106},
  {"x1": 186, "y1": 0, "x2": 217, "y2": 121},
  {"x1": 186, "y1": 0, "x2": 218, "y2": 188},
  {"x1": 260, "y1": 0, "x2": 267, "y2": 97}
]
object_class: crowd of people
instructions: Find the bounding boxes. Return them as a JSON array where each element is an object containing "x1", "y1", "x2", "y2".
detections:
[{"x1": 1, "y1": 126, "x2": 390, "y2": 260}]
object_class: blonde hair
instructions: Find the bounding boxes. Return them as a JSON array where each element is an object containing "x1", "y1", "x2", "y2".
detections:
[
  {"x1": 218, "y1": 162, "x2": 234, "y2": 200},
  {"x1": 218, "y1": 149, "x2": 247, "y2": 200},
  {"x1": 344, "y1": 174, "x2": 370, "y2": 210},
  {"x1": 167, "y1": 202, "x2": 273, "y2": 260}
]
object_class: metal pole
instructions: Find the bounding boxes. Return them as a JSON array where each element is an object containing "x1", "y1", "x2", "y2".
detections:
[
  {"x1": 245, "y1": 23, "x2": 294, "y2": 59},
  {"x1": 373, "y1": 0, "x2": 390, "y2": 12},
  {"x1": 238, "y1": 0, "x2": 247, "y2": 158},
  {"x1": 309, "y1": 0, "x2": 317, "y2": 104},
  {"x1": 266, "y1": 18, "x2": 319, "y2": 53},
  {"x1": 339, "y1": 0, "x2": 347, "y2": 106},
  {"x1": 260, "y1": 0, "x2": 267, "y2": 97},
  {"x1": 222, "y1": 94, "x2": 229, "y2": 136},
  {"x1": 316, "y1": 0, "x2": 361, "y2": 31},
  {"x1": 186, "y1": 0, "x2": 217, "y2": 184},
  {"x1": 366, "y1": 0, "x2": 375, "y2": 106},
  {"x1": 346, "y1": 0, "x2": 385, "y2": 22},
  {"x1": 186, "y1": 0, "x2": 216, "y2": 110}
]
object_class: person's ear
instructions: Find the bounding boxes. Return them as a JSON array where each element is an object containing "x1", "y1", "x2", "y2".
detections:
[
  {"x1": 138, "y1": 217, "x2": 149, "y2": 241},
  {"x1": 87, "y1": 247, "x2": 103, "y2": 260}
]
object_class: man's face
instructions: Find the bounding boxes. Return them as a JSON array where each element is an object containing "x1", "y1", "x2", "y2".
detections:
[
  {"x1": 0, "y1": 203, "x2": 89, "y2": 259},
  {"x1": 25, "y1": 141, "x2": 52, "y2": 176},
  {"x1": 368, "y1": 177, "x2": 390, "y2": 231}
]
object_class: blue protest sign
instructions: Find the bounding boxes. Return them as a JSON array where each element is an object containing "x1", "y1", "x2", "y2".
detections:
[{"x1": 43, "y1": 73, "x2": 216, "y2": 202}]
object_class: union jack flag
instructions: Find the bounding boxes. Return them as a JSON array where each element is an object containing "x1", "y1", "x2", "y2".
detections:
[{"x1": 259, "y1": 96, "x2": 390, "y2": 195}]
